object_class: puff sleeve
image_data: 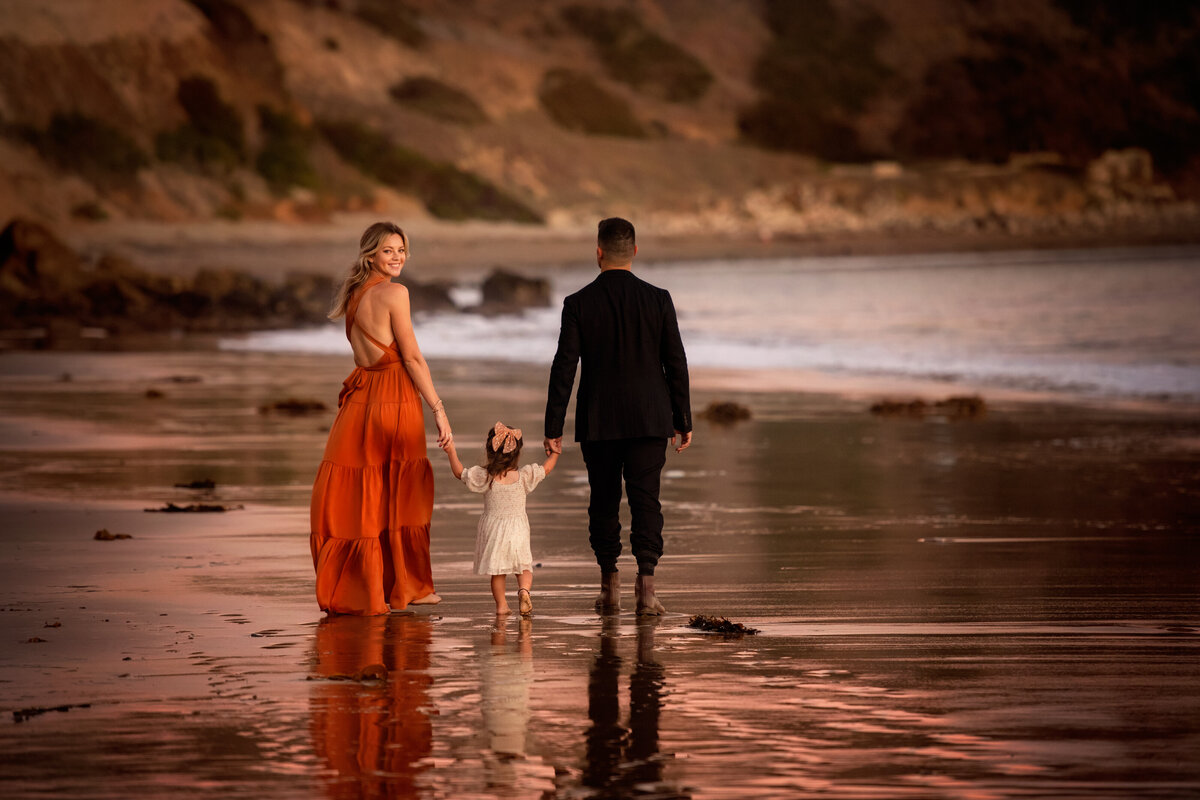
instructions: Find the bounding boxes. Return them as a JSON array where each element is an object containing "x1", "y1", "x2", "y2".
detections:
[
  {"x1": 519, "y1": 463, "x2": 546, "y2": 494},
  {"x1": 461, "y1": 465, "x2": 491, "y2": 493}
]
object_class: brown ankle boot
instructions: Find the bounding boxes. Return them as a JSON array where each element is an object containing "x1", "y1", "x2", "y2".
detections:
[
  {"x1": 635, "y1": 573, "x2": 666, "y2": 616},
  {"x1": 594, "y1": 571, "x2": 620, "y2": 613}
]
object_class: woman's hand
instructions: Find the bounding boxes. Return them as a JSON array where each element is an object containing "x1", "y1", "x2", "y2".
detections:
[{"x1": 434, "y1": 406, "x2": 453, "y2": 449}]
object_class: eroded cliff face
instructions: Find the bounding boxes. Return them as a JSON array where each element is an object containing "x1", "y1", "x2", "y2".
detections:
[{"x1": 0, "y1": 0, "x2": 1196, "y2": 238}]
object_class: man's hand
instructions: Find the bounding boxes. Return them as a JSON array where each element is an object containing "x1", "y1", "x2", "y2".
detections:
[
  {"x1": 671, "y1": 430, "x2": 692, "y2": 453},
  {"x1": 544, "y1": 436, "x2": 563, "y2": 455}
]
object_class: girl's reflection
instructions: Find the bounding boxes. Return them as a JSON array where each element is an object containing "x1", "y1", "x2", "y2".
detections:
[
  {"x1": 481, "y1": 615, "x2": 534, "y2": 757},
  {"x1": 477, "y1": 614, "x2": 537, "y2": 794},
  {"x1": 310, "y1": 613, "x2": 433, "y2": 799},
  {"x1": 584, "y1": 616, "x2": 690, "y2": 799}
]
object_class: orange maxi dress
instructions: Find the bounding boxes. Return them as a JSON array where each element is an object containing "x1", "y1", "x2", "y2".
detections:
[{"x1": 310, "y1": 275, "x2": 436, "y2": 615}]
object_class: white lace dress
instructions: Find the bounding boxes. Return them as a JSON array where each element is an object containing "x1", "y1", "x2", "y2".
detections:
[{"x1": 461, "y1": 463, "x2": 546, "y2": 576}]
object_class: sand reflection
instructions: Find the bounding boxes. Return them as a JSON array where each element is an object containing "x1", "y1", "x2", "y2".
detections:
[{"x1": 309, "y1": 614, "x2": 433, "y2": 799}]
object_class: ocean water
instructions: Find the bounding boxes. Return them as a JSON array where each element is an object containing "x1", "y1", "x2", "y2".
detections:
[{"x1": 221, "y1": 246, "x2": 1200, "y2": 401}]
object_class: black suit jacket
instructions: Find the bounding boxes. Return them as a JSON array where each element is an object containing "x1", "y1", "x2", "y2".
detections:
[{"x1": 545, "y1": 269, "x2": 691, "y2": 442}]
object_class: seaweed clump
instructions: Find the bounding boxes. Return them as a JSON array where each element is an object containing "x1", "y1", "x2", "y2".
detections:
[{"x1": 687, "y1": 615, "x2": 760, "y2": 635}]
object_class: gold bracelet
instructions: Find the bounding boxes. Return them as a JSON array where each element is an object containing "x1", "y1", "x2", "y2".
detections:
[{"x1": 430, "y1": 400, "x2": 445, "y2": 415}]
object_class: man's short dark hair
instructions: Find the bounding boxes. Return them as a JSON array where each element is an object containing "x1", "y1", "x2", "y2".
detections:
[{"x1": 597, "y1": 217, "x2": 636, "y2": 265}]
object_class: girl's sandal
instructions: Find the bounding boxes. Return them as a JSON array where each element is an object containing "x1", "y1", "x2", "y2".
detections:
[{"x1": 517, "y1": 588, "x2": 533, "y2": 616}]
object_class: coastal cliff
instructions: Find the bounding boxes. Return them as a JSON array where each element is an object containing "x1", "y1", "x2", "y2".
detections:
[{"x1": 0, "y1": 0, "x2": 1197, "y2": 242}]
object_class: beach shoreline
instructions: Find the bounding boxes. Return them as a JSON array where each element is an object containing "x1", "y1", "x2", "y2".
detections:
[{"x1": 1, "y1": 348, "x2": 1198, "y2": 798}]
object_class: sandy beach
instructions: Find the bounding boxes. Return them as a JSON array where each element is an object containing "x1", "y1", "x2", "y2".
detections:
[
  {"x1": 1, "y1": 348, "x2": 1198, "y2": 799},
  {"x1": 5, "y1": 0, "x2": 1200, "y2": 791},
  {"x1": 64, "y1": 212, "x2": 1200, "y2": 284}
]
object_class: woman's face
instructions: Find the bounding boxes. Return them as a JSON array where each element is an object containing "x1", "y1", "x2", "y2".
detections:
[{"x1": 369, "y1": 233, "x2": 407, "y2": 277}]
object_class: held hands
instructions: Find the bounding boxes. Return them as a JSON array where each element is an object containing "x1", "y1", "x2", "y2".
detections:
[
  {"x1": 438, "y1": 420, "x2": 464, "y2": 479},
  {"x1": 432, "y1": 403, "x2": 453, "y2": 449},
  {"x1": 541, "y1": 434, "x2": 689, "y2": 453}
]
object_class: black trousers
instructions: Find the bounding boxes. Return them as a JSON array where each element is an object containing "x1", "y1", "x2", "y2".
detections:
[{"x1": 579, "y1": 437, "x2": 667, "y2": 576}]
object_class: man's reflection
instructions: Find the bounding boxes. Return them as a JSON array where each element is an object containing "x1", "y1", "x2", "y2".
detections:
[
  {"x1": 583, "y1": 616, "x2": 690, "y2": 799},
  {"x1": 309, "y1": 613, "x2": 432, "y2": 799}
]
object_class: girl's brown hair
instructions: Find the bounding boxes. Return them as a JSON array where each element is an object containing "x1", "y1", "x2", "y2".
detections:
[
  {"x1": 484, "y1": 423, "x2": 522, "y2": 486},
  {"x1": 328, "y1": 221, "x2": 409, "y2": 319}
]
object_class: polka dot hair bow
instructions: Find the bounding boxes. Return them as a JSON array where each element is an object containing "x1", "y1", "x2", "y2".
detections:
[{"x1": 491, "y1": 421, "x2": 522, "y2": 454}]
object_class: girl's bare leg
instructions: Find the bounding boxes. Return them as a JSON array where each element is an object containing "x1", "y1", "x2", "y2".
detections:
[{"x1": 492, "y1": 574, "x2": 511, "y2": 615}]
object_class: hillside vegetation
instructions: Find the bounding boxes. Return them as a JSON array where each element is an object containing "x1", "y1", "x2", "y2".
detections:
[{"x1": 0, "y1": 0, "x2": 1196, "y2": 237}]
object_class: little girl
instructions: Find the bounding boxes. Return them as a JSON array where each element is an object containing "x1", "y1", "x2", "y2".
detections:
[{"x1": 442, "y1": 422, "x2": 557, "y2": 616}]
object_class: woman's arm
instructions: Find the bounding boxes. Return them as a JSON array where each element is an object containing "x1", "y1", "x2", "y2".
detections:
[
  {"x1": 542, "y1": 450, "x2": 559, "y2": 476},
  {"x1": 385, "y1": 284, "x2": 452, "y2": 446}
]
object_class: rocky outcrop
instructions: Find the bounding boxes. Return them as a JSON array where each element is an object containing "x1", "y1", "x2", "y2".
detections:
[
  {"x1": 0, "y1": 217, "x2": 336, "y2": 344},
  {"x1": 483, "y1": 268, "x2": 550, "y2": 309},
  {"x1": 398, "y1": 275, "x2": 456, "y2": 313},
  {"x1": 462, "y1": 269, "x2": 551, "y2": 316},
  {"x1": 0, "y1": 217, "x2": 462, "y2": 346},
  {"x1": 730, "y1": 149, "x2": 1191, "y2": 240},
  {"x1": 870, "y1": 395, "x2": 986, "y2": 419},
  {"x1": 699, "y1": 401, "x2": 752, "y2": 424}
]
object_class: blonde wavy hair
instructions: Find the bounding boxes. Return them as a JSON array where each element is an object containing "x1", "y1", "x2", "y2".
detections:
[{"x1": 328, "y1": 221, "x2": 410, "y2": 320}]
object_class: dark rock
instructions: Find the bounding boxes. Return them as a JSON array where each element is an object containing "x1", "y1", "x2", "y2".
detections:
[
  {"x1": 258, "y1": 398, "x2": 327, "y2": 415},
  {"x1": 869, "y1": 399, "x2": 929, "y2": 417},
  {"x1": 0, "y1": 218, "x2": 89, "y2": 304},
  {"x1": 174, "y1": 479, "x2": 216, "y2": 489},
  {"x1": 24, "y1": 637, "x2": 48, "y2": 644},
  {"x1": 700, "y1": 401, "x2": 751, "y2": 424},
  {"x1": 933, "y1": 395, "x2": 986, "y2": 418},
  {"x1": 273, "y1": 272, "x2": 335, "y2": 320},
  {"x1": 397, "y1": 275, "x2": 455, "y2": 312},
  {"x1": 145, "y1": 389, "x2": 165, "y2": 399},
  {"x1": 43, "y1": 621, "x2": 61, "y2": 628},
  {"x1": 13, "y1": 702, "x2": 91, "y2": 723},
  {"x1": 466, "y1": 268, "x2": 551, "y2": 315},
  {"x1": 143, "y1": 502, "x2": 243, "y2": 512},
  {"x1": 193, "y1": 267, "x2": 269, "y2": 314},
  {"x1": 687, "y1": 615, "x2": 760, "y2": 635},
  {"x1": 94, "y1": 528, "x2": 132, "y2": 540},
  {"x1": 482, "y1": 269, "x2": 550, "y2": 307},
  {"x1": 870, "y1": 395, "x2": 985, "y2": 419}
]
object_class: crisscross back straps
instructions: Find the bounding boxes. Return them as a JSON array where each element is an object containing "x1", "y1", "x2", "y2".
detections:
[{"x1": 345, "y1": 274, "x2": 395, "y2": 351}]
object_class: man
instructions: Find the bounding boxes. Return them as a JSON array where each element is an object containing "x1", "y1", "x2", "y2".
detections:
[{"x1": 544, "y1": 217, "x2": 692, "y2": 615}]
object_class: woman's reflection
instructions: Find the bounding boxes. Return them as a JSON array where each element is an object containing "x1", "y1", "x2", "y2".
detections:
[
  {"x1": 583, "y1": 616, "x2": 690, "y2": 799},
  {"x1": 309, "y1": 613, "x2": 433, "y2": 799}
]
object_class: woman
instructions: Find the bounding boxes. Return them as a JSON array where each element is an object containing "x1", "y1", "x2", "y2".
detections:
[{"x1": 310, "y1": 221, "x2": 452, "y2": 615}]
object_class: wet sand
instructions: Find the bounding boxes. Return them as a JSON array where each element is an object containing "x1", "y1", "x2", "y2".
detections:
[{"x1": 1, "y1": 351, "x2": 1199, "y2": 798}]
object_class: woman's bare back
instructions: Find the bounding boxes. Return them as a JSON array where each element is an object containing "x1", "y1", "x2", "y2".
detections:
[{"x1": 349, "y1": 283, "x2": 402, "y2": 367}]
